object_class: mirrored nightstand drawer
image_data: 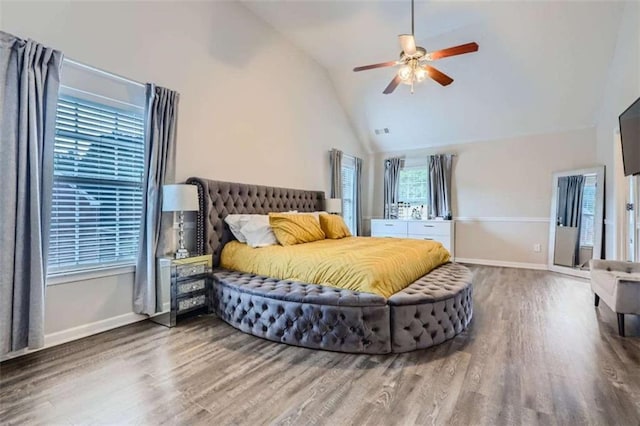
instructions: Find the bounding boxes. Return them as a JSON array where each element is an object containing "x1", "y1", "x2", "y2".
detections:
[
  {"x1": 178, "y1": 294, "x2": 206, "y2": 312},
  {"x1": 175, "y1": 262, "x2": 208, "y2": 279},
  {"x1": 178, "y1": 279, "x2": 206, "y2": 295}
]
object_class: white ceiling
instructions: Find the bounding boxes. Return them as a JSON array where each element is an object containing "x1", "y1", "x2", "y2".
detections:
[{"x1": 243, "y1": 1, "x2": 626, "y2": 153}]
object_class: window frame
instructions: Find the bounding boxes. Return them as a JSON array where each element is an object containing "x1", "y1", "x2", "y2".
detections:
[
  {"x1": 579, "y1": 174, "x2": 597, "y2": 247},
  {"x1": 397, "y1": 163, "x2": 429, "y2": 208},
  {"x1": 341, "y1": 155, "x2": 357, "y2": 235},
  {"x1": 47, "y1": 70, "x2": 146, "y2": 282}
]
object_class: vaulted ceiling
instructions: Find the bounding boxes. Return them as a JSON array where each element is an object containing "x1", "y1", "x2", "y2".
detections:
[{"x1": 243, "y1": 1, "x2": 626, "y2": 153}]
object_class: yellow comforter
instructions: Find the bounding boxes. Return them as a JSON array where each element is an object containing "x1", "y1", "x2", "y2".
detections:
[{"x1": 220, "y1": 237, "x2": 450, "y2": 298}]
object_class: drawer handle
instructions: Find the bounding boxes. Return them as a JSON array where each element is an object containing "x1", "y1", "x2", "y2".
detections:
[
  {"x1": 423, "y1": 225, "x2": 434, "y2": 228},
  {"x1": 384, "y1": 224, "x2": 394, "y2": 227},
  {"x1": 423, "y1": 238, "x2": 433, "y2": 240}
]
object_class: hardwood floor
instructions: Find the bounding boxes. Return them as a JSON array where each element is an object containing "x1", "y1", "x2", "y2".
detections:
[{"x1": 1, "y1": 265, "x2": 639, "y2": 425}]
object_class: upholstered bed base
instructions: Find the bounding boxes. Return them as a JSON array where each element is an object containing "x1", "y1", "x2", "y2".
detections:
[
  {"x1": 211, "y1": 263, "x2": 472, "y2": 354},
  {"x1": 187, "y1": 177, "x2": 473, "y2": 354},
  {"x1": 213, "y1": 270, "x2": 392, "y2": 353}
]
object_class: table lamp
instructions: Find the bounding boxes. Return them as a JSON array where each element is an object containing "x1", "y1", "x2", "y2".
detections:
[
  {"x1": 162, "y1": 184, "x2": 199, "y2": 259},
  {"x1": 325, "y1": 198, "x2": 342, "y2": 215}
]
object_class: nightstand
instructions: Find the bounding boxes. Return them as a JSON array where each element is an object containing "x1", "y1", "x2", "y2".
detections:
[{"x1": 151, "y1": 254, "x2": 212, "y2": 327}]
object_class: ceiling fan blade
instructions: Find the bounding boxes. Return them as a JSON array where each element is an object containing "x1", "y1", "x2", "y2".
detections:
[
  {"x1": 383, "y1": 75, "x2": 402, "y2": 95},
  {"x1": 399, "y1": 34, "x2": 417, "y2": 56},
  {"x1": 424, "y1": 65, "x2": 454, "y2": 86},
  {"x1": 427, "y1": 42, "x2": 479, "y2": 61},
  {"x1": 353, "y1": 61, "x2": 398, "y2": 72}
]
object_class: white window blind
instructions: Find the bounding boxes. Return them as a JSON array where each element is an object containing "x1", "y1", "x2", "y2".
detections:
[{"x1": 48, "y1": 95, "x2": 145, "y2": 273}]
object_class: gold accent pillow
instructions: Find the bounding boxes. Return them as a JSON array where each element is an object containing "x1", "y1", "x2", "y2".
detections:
[
  {"x1": 319, "y1": 213, "x2": 352, "y2": 239},
  {"x1": 269, "y1": 213, "x2": 326, "y2": 246}
]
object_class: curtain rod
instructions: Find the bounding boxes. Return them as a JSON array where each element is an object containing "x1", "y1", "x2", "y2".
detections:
[
  {"x1": 330, "y1": 149, "x2": 358, "y2": 160},
  {"x1": 64, "y1": 57, "x2": 146, "y2": 88},
  {"x1": 386, "y1": 153, "x2": 457, "y2": 160}
]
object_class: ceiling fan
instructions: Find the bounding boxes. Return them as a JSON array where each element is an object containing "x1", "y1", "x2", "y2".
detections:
[{"x1": 353, "y1": 0, "x2": 479, "y2": 94}]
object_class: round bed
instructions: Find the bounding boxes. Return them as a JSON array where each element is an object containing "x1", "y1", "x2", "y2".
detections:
[{"x1": 187, "y1": 177, "x2": 473, "y2": 354}]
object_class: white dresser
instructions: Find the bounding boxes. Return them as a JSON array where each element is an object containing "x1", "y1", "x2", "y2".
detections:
[{"x1": 370, "y1": 219, "x2": 455, "y2": 257}]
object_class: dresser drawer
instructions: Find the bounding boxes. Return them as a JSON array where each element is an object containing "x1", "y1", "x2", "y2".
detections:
[
  {"x1": 408, "y1": 234, "x2": 452, "y2": 252},
  {"x1": 371, "y1": 220, "x2": 408, "y2": 236},
  {"x1": 407, "y1": 221, "x2": 451, "y2": 236},
  {"x1": 177, "y1": 279, "x2": 206, "y2": 296}
]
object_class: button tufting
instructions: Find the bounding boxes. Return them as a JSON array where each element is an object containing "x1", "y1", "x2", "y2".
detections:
[{"x1": 211, "y1": 243, "x2": 471, "y2": 353}]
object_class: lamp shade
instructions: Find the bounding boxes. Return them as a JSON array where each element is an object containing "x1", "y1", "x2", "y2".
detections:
[
  {"x1": 325, "y1": 198, "x2": 342, "y2": 214},
  {"x1": 162, "y1": 184, "x2": 199, "y2": 212}
]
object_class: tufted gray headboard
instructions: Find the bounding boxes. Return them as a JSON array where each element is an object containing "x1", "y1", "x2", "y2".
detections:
[{"x1": 186, "y1": 178, "x2": 325, "y2": 266}]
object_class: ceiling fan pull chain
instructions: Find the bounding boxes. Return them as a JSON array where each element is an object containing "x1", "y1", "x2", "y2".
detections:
[{"x1": 352, "y1": 0, "x2": 478, "y2": 94}]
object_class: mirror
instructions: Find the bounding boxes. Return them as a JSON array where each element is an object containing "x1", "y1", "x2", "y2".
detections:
[
  {"x1": 549, "y1": 166, "x2": 605, "y2": 277},
  {"x1": 149, "y1": 257, "x2": 175, "y2": 327}
]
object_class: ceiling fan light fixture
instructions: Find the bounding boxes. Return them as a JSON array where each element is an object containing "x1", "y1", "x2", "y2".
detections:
[
  {"x1": 397, "y1": 64, "x2": 413, "y2": 82},
  {"x1": 352, "y1": 0, "x2": 478, "y2": 94}
]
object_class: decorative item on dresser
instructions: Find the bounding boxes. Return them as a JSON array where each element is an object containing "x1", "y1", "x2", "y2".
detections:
[
  {"x1": 162, "y1": 184, "x2": 199, "y2": 259},
  {"x1": 370, "y1": 219, "x2": 455, "y2": 257},
  {"x1": 150, "y1": 254, "x2": 213, "y2": 327}
]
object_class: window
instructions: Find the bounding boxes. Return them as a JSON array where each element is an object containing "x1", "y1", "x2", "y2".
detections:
[
  {"x1": 580, "y1": 174, "x2": 597, "y2": 247},
  {"x1": 341, "y1": 156, "x2": 357, "y2": 234},
  {"x1": 48, "y1": 94, "x2": 145, "y2": 273},
  {"x1": 398, "y1": 165, "x2": 429, "y2": 207}
]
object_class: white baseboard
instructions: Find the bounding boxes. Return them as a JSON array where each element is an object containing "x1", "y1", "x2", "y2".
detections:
[
  {"x1": 45, "y1": 312, "x2": 148, "y2": 348},
  {"x1": 454, "y1": 216, "x2": 549, "y2": 223},
  {"x1": 455, "y1": 257, "x2": 548, "y2": 271},
  {"x1": 1, "y1": 312, "x2": 147, "y2": 362}
]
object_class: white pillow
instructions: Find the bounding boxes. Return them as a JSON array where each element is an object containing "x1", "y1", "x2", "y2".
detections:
[
  {"x1": 242, "y1": 215, "x2": 278, "y2": 248},
  {"x1": 224, "y1": 214, "x2": 255, "y2": 243},
  {"x1": 224, "y1": 211, "x2": 298, "y2": 246}
]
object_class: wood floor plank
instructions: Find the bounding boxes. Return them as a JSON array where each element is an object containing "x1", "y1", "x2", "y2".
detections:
[{"x1": 1, "y1": 265, "x2": 639, "y2": 425}]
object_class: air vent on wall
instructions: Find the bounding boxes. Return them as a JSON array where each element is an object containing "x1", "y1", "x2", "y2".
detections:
[{"x1": 374, "y1": 128, "x2": 390, "y2": 135}]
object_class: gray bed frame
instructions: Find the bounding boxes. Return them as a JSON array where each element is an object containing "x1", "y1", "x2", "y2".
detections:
[{"x1": 186, "y1": 177, "x2": 473, "y2": 354}]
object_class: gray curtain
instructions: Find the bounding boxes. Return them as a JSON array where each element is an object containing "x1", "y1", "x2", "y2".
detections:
[
  {"x1": 354, "y1": 156, "x2": 363, "y2": 236},
  {"x1": 329, "y1": 149, "x2": 342, "y2": 199},
  {"x1": 557, "y1": 175, "x2": 585, "y2": 227},
  {"x1": 557, "y1": 175, "x2": 585, "y2": 264},
  {"x1": 428, "y1": 154, "x2": 454, "y2": 218},
  {"x1": 383, "y1": 157, "x2": 403, "y2": 218},
  {"x1": 133, "y1": 84, "x2": 179, "y2": 315},
  {"x1": 0, "y1": 32, "x2": 63, "y2": 355}
]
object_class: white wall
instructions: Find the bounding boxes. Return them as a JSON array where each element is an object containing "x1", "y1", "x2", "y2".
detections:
[
  {"x1": 1, "y1": 1, "x2": 366, "y2": 346},
  {"x1": 595, "y1": 1, "x2": 640, "y2": 260},
  {"x1": 370, "y1": 127, "x2": 598, "y2": 267}
]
